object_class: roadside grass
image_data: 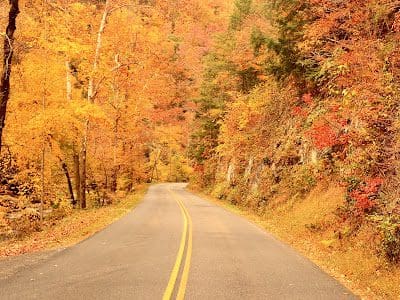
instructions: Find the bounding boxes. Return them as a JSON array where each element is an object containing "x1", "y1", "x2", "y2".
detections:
[
  {"x1": 191, "y1": 184, "x2": 400, "y2": 300},
  {"x1": 0, "y1": 185, "x2": 148, "y2": 258}
]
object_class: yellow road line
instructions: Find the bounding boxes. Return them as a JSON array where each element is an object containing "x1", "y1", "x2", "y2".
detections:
[
  {"x1": 163, "y1": 188, "x2": 193, "y2": 300},
  {"x1": 163, "y1": 191, "x2": 188, "y2": 300},
  {"x1": 176, "y1": 196, "x2": 193, "y2": 300}
]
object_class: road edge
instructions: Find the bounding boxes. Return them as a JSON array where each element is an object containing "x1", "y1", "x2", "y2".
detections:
[{"x1": 0, "y1": 185, "x2": 149, "y2": 260}]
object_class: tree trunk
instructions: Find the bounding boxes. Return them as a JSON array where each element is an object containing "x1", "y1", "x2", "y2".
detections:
[
  {"x1": 0, "y1": 0, "x2": 20, "y2": 153},
  {"x1": 150, "y1": 149, "x2": 161, "y2": 183},
  {"x1": 66, "y1": 60, "x2": 72, "y2": 102},
  {"x1": 80, "y1": 0, "x2": 110, "y2": 208},
  {"x1": 66, "y1": 60, "x2": 81, "y2": 207},
  {"x1": 40, "y1": 143, "x2": 45, "y2": 223},
  {"x1": 80, "y1": 126, "x2": 88, "y2": 209},
  {"x1": 110, "y1": 167, "x2": 118, "y2": 192},
  {"x1": 73, "y1": 150, "x2": 81, "y2": 206},
  {"x1": 87, "y1": 0, "x2": 109, "y2": 103},
  {"x1": 111, "y1": 113, "x2": 120, "y2": 192},
  {"x1": 59, "y1": 158, "x2": 76, "y2": 206},
  {"x1": 103, "y1": 162, "x2": 108, "y2": 190}
]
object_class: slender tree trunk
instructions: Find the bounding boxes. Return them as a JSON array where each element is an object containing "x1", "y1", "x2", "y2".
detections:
[
  {"x1": 150, "y1": 149, "x2": 161, "y2": 183},
  {"x1": 66, "y1": 60, "x2": 82, "y2": 207},
  {"x1": 87, "y1": 1, "x2": 109, "y2": 103},
  {"x1": 80, "y1": 0, "x2": 110, "y2": 207},
  {"x1": 66, "y1": 60, "x2": 72, "y2": 101},
  {"x1": 63, "y1": 0, "x2": 76, "y2": 206},
  {"x1": 73, "y1": 150, "x2": 81, "y2": 206},
  {"x1": 59, "y1": 158, "x2": 76, "y2": 206},
  {"x1": 80, "y1": 127, "x2": 88, "y2": 209},
  {"x1": 40, "y1": 143, "x2": 45, "y2": 223},
  {"x1": 0, "y1": 0, "x2": 20, "y2": 153},
  {"x1": 169, "y1": 149, "x2": 172, "y2": 182},
  {"x1": 111, "y1": 114, "x2": 120, "y2": 192},
  {"x1": 110, "y1": 168, "x2": 117, "y2": 192}
]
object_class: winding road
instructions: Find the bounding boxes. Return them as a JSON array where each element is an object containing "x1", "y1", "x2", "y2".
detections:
[{"x1": 0, "y1": 183, "x2": 357, "y2": 299}]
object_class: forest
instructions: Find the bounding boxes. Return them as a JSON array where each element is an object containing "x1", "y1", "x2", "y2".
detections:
[
  {"x1": 0, "y1": 0, "x2": 227, "y2": 228},
  {"x1": 1, "y1": 0, "x2": 400, "y2": 298}
]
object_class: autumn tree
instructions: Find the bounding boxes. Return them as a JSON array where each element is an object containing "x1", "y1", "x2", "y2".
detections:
[
  {"x1": 0, "y1": 0, "x2": 19, "y2": 153},
  {"x1": 0, "y1": 0, "x2": 229, "y2": 224}
]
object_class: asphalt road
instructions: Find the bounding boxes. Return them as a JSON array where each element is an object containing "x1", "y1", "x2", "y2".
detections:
[{"x1": 0, "y1": 183, "x2": 357, "y2": 299}]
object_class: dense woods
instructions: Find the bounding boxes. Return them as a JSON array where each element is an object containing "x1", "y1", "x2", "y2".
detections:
[
  {"x1": 0, "y1": 0, "x2": 229, "y2": 235},
  {"x1": 189, "y1": 0, "x2": 400, "y2": 269},
  {"x1": 1, "y1": 0, "x2": 400, "y2": 297}
]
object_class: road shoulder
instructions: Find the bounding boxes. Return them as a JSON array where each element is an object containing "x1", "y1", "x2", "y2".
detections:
[{"x1": 0, "y1": 185, "x2": 148, "y2": 260}]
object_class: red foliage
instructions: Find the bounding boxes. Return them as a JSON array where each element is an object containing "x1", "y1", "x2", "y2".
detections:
[
  {"x1": 193, "y1": 164, "x2": 204, "y2": 174},
  {"x1": 350, "y1": 190, "x2": 376, "y2": 211},
  {"x1": 350, "y1": 177, "x2": 384, "y2": 212},
  {"x1": 329, "y1": 104, "x2": 340, "y2": 113},
  {"x1": 308, "y1": 123, "x2": 338, "y2": 150},
  {"x1": 292, "y1": 106, "x2": 308, "y2": 117},
  {"x1": 302, "y1": 93, "x2": 313, "y2": 106}
]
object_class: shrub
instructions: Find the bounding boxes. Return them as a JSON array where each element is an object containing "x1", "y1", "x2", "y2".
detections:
[
  {"x1": 345, "y1": 177, "x2": 384, "y2": 214},
  {"x1": 7, "y1": 208, "x2": 41, "y2": 237},
  {"x1": 379, "y1": 216, "x2": 400, "y2": 264}
]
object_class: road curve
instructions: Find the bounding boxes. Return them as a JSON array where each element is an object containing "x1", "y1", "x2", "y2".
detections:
[{"x1": 0, "y1": 183, "x2": 357, "y2": 299}]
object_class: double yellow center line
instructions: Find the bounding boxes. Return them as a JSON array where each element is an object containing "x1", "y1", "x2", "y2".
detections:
[{"x1": 163, "y1": 189, "x2": 193, "y2": 300}]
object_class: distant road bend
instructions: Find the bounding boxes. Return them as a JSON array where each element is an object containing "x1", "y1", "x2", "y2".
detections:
[{"x1": 0, "y1": 183, "x2": 357, "y2": 299}]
